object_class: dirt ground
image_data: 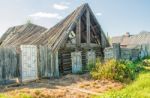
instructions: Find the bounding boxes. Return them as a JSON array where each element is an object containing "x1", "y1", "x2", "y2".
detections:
[{"x1": 0, "y1": 73, "x2": 123, "y2": 98}]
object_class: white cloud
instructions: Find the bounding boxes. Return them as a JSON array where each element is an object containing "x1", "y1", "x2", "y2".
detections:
[
  {"x1": 29, "y1": 12, "x2": 63, "y2": 20},
  {"x1": 53, "y1": 3, "x2": 69, "y2": 10},
  {"x1": 96, "y1": 12, "x2": 102, "y2": 16}
]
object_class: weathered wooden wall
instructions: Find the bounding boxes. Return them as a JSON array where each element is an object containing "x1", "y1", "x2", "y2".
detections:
[
  {"x1": 59, "y1": 49, "x2": 72, "y2": 74},
  {"x1": 38, "y1": 46, "x2": 59, "y2": 78},
  {"x1": 104, "y1": 44, "x2": 140, "y2": 60},
  {"x1": 0, "y1": 45, "x2": 102, "y2": 85},
  {"x1": 0, "y1": 47, "x2": 19, "y2": 85}
]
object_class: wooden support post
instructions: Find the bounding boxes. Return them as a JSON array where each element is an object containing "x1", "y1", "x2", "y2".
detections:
[
  {"x1": 50, "y1": 53, "x2": 54, "y2": 77},
  {"x1": 112, "y1": 43, "x2": 121, "y2": 60},
  {"x1": 54, "y1": 51, "x2": 59, "y2": 78},
  {"x1": 76, "y1": 18, "x2": 81, "y2": 47},
  {"x1": 86, "y1": 10, "x2": 90, "y2": 47}
]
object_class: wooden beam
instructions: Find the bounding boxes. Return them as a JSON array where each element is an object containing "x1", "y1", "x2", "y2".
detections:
[
  {"x1": 86, "y1": 10, "x2": 90, "y2": 46},
  {"x1": 76, "y1": 18, "x2": 81, "y2": 47},
  {"x1": 81, "y1": 16, "x2": 99, "y2": 44}
]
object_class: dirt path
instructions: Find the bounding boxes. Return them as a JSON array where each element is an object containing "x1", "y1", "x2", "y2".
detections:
[{"x1": 0, "y1": 73, "x2": 123, "y2": 98}]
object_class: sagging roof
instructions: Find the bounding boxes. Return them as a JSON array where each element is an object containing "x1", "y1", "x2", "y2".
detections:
[
  {"x1": 0, "y1": 3, "x2": 109, "y2": 51},
  {"x1": 0, "y1": 23, "x2": 47, "y2": 47}
]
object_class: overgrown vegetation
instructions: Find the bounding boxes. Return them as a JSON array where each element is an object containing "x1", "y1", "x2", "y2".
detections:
[
  {"x1": 91, "y1": 57, "x2": 150, "y2": 98},
  {"x1": 90, "y1": 59, "x2": 143, "y2": 82},
  {"x1": 0, "y1": 93, "x2": 32, "y2": 98},
  {"x1": 94, "y1": 69, "x2": 150, "y2": 98}
]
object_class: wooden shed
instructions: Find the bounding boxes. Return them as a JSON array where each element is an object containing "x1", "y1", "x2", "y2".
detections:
[
  {"x1": 0, "y1": 3, "x2": 109, "y2": 81},
  {"x1": 34, "y1": 3, "x2": 109, "y2": 74}
]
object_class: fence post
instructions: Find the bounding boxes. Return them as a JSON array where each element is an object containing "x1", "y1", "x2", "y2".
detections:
[{"x1": 112, "y1": 43, "x2": 121, "y2": 60}]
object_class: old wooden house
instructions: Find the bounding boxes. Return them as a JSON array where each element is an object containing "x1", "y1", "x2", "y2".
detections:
[
  {"x1": 112, "y1": 31, "x2": 150, "y2": 57},
  {"x1": 0, "y1": 3, "x2": 109, "y2": 82}
]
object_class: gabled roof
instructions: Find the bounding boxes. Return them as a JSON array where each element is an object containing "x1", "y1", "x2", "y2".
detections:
[
  {"x1": 0, "y1": 23, "x2": 47, "y2": 47},
  {"x1": 33, "y1": 3, "x2": 109, "y2": 52},
  {"x1": 0, "y1": 3, "x2": 109, "y2": 51}
]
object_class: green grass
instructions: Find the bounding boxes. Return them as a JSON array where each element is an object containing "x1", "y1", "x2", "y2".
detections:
[
  {"x1": 0, "y1": 93, "x2": 33, "y2": 98},
  {"x1": 94, "y1": 69, "x2": 150, "y2": 98}
]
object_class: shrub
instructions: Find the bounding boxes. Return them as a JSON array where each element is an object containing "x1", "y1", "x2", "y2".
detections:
[
  {"x1": 87, "y1": 63, "x2": 95, "y2": 71},
  {"x1": 87, "y1": 58, "x2": 101, "y2": 71},
  {"x1": 90, "y1": 59, "x2": 139, "y2": 82}
]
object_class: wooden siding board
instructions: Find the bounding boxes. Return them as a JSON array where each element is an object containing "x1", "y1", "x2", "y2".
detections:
[{"x1": 0, "y1": 47, "x2": 18, "y2": 85}]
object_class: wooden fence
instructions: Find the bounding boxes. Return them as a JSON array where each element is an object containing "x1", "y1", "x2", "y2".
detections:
[
  {"x1": 38, "y1": 46, "x2": 59, "y2": 78},
  {"x1": 0, "y1": 45, "x2": 60, "y2": 84},
  {"x1": 0, "y1": 45, "x2": 97, "y2": 84},
  {"x1": 0, "y1": 47, "x2": 19, "y2": 84}
]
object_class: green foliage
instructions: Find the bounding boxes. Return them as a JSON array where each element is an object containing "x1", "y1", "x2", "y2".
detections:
[
  {"x1": 0, "y1": 93, "x2": 33, "y2": 98},
  {"x1": 86, "y1": 58, "x2": 101, "y2": 71},
  {"x1": 87, "y1": 63, "x2": 95, "y2": 71},
  {"x1": 91, "y1": 59, "x2": 141, "y2": 82},
  {"x1": 0, "y1": 94, "x2": 9, "y2": 98},
  {"x1": 94, "y1": 70, "x2": 150, "y2": 98},
  {"x1": 19, "y1": 93, "x2": 33, "y2": 98}
]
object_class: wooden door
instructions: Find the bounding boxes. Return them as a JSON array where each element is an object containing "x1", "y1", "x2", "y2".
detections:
[
  {"x1": 21, "y1": 45, "x2": 38, "y2": 82},
  {"x1": 71, "y1": 51, "x2": 82, "y2": 73}
]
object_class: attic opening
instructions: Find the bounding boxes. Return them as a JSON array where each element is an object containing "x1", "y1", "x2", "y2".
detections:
[
  {"x1": 80, "y1": 9, "x2": 100, "y2": 44},
  {"x1": 90, "y1": 13, "x2": 101, "y2": 44},
  {"x1": 67, "y1": 26, "x2": 76, "y2": 45},
  {"x1": 66, "y1": 9, "x2": 101, "y2": 47}
]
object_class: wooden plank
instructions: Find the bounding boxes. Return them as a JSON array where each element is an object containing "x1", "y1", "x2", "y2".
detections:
[
  {"x1": 54, "y1": 51, "x2": 59, "y2": 77},
  {"x1": 86, "y1": 10, "x2": 90, "y2": 46},
  {"x1": 0, "y1": 47, "x2": 18, "y2": 85},
  {"x1": 76, "y1": 18, "x2": 81, "y2": 47}
]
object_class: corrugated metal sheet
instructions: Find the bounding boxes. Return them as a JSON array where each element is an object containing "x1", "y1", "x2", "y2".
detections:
[
  {"x1": 21, "y1": 45, "x2": 38, "y2": 82},
  {"x1": 71, "y1": 51, "x2": 82, "y2": 73}
]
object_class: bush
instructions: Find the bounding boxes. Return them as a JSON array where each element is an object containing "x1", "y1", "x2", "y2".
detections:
[
  {"x1": 90, "y1": 59, "x2": 139, "y2": 82},
  {"x1": 87, "y1": 63, "x2": 95, "y2": 71},
  {"x1": 87, "y1": 58, "x2": 102, "y2": 71}
]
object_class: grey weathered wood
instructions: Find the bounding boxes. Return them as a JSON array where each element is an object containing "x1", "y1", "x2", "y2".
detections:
[
  {"x1": 87, "y1": 50, "x2": 96, "y2": 66},
  {"x1": 54, "y1": 51, "x2": 59, "y2": 77},
  {"x1": 86, "y1": 10, "x2": 91, "y2": 46},
  {"x1": 39, "y1": 46, "x2": 52, "y2": 78},
  {"x1": 39, "y1": 46, "x2": 59, "y2": 78},
  {"x1": 76, "y1": 18, "x2": 81, "y2": 47},
  {"x1": 20, "y1": 45, "x2": 38, "y2": 82},
  {"x1": 0, "y1": 47, "x2": 18, "y2": 85},
  {"x1": 112, "y1": 43, "x2": 121, "y2": 60},
  {"x1": 71, "y1": 51, "x2": 82, "y2": 74}
]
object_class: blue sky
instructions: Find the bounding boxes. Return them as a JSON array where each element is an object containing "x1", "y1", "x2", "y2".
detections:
[{"x1": 0, "y1": 0, "x2": 150, "y2": 37}]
